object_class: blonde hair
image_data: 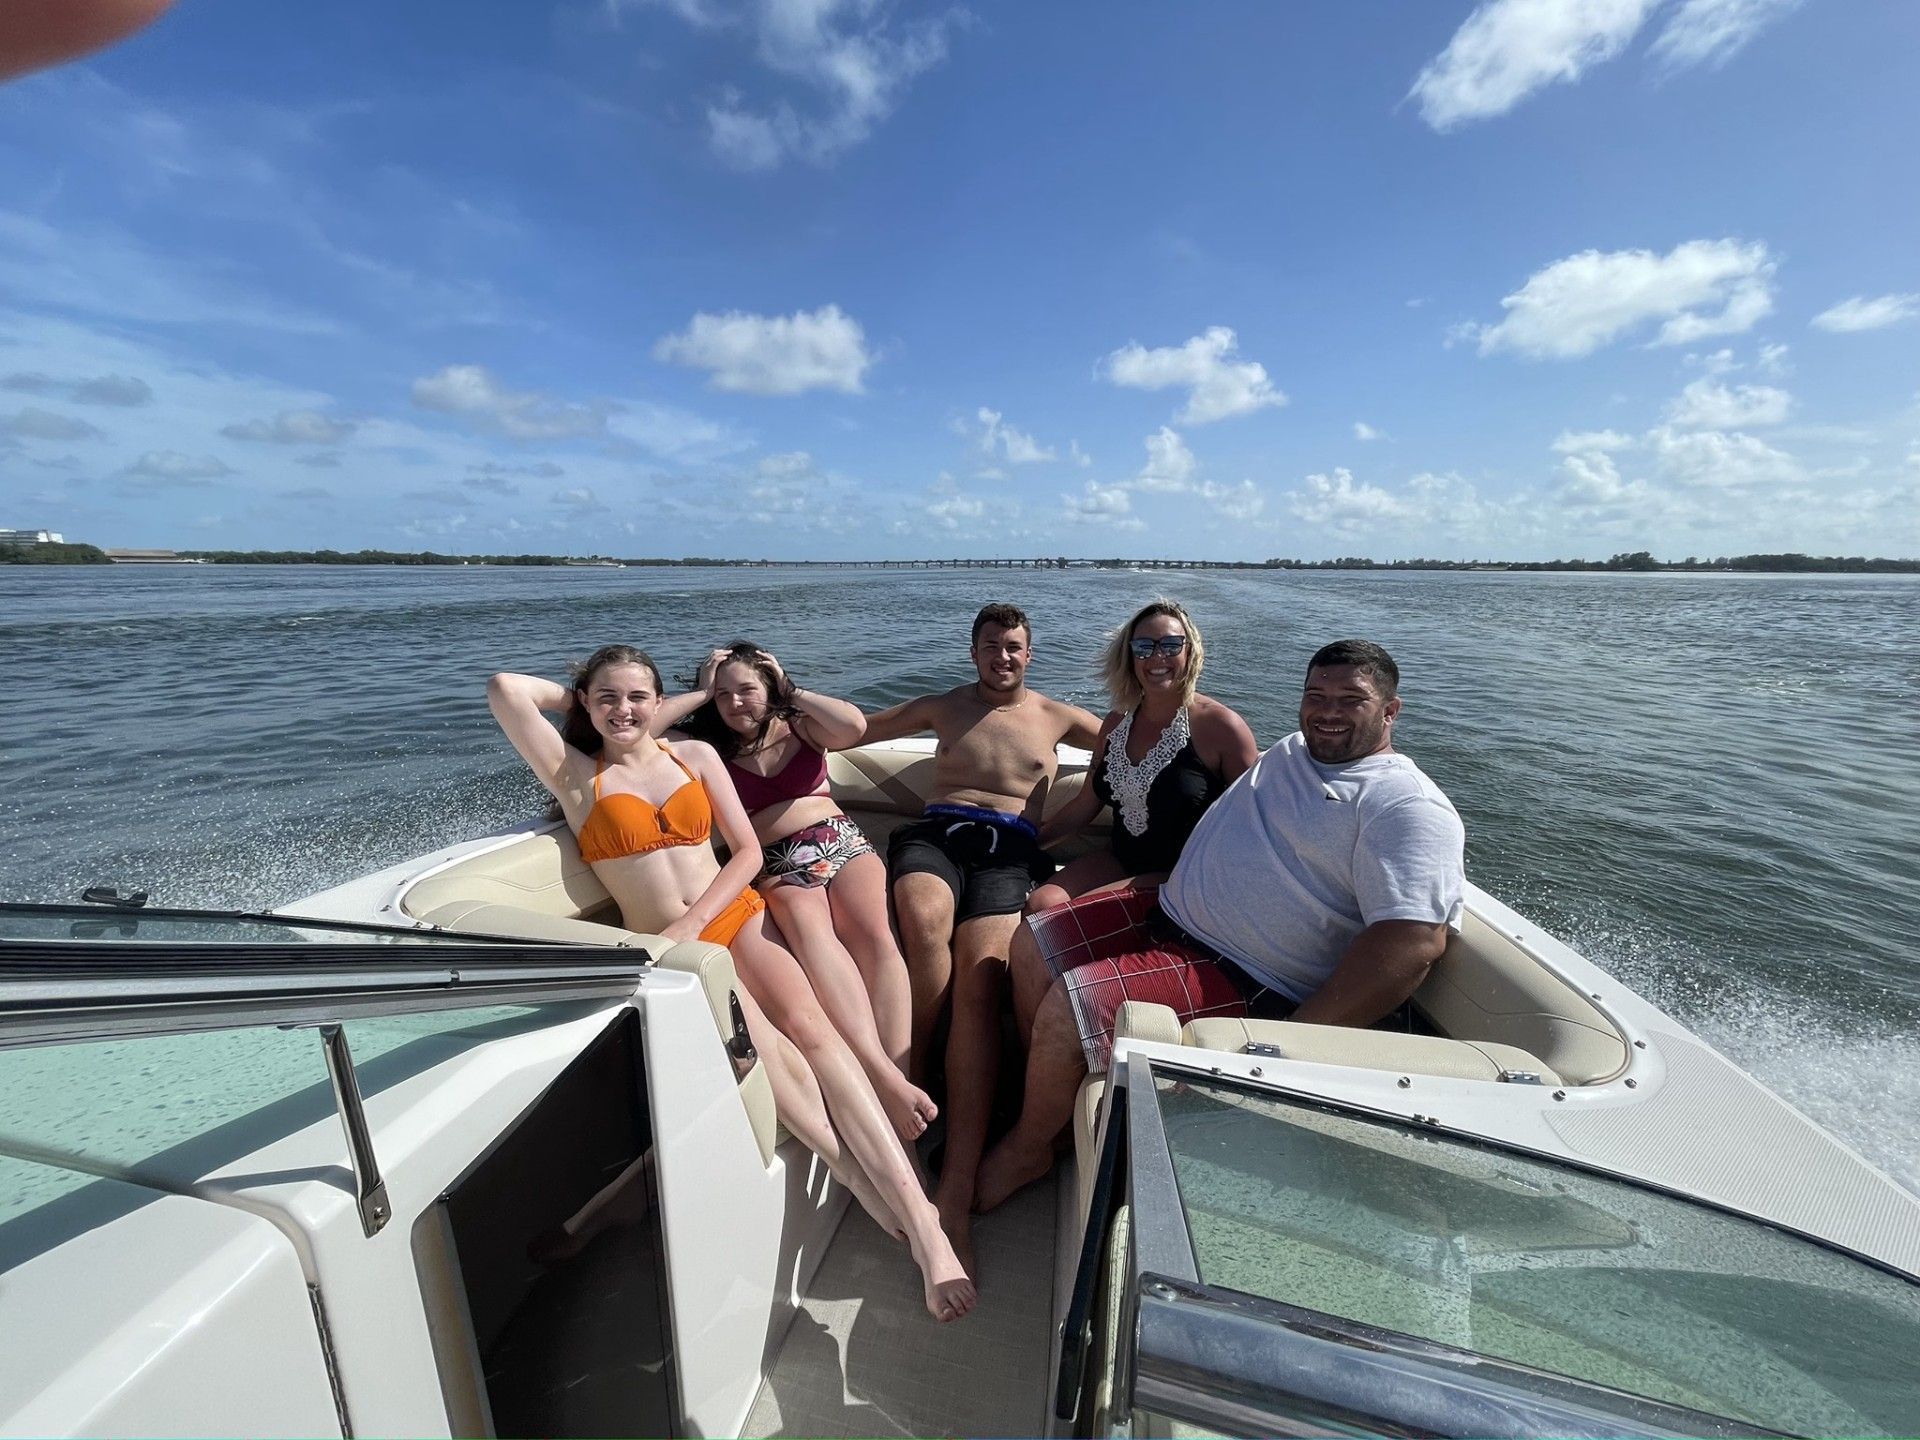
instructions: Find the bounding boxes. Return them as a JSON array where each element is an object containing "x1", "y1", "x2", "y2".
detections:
[{"x1": 1099, "y1": 598, "x2": 1204, "y2": 710}]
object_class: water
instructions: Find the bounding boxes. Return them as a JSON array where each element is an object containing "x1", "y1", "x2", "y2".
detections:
[{"x1": 3, "y1": 564, "x2": 1917, "y2": 1189}]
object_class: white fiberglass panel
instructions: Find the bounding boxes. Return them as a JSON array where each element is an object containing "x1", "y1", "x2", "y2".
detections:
[{"x1": 0, "y1": 1157, "x2": 338, "y2": 1438}]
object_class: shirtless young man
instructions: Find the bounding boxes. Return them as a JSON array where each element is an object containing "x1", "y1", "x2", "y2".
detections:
[{"x1": 862, "y1": 602, "x2": 1102, "y2": 1275}]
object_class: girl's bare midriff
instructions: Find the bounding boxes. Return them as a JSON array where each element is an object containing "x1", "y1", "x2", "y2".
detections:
[{"x1": 587, "y1": 843, "x2": 726, "y2": 933}]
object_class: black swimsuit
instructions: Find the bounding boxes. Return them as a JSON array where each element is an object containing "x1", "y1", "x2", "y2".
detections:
[{"x1": 1092, "y1": 738, "x2": 1224, "y2": 874}]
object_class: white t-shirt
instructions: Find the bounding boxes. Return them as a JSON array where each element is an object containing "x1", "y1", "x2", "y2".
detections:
[{"x1": 1159, "y1": 731, "x2": 1465, "y2": 1004}]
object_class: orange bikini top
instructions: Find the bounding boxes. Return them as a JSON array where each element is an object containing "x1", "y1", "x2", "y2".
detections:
[{"x1": 576, "y1": 744, "x2": 712, "y2": 864}]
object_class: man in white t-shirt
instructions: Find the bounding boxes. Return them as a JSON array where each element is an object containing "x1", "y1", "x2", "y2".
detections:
[{"x1": 974, "y1": 639, "x2": 1465, "y2": 1212}]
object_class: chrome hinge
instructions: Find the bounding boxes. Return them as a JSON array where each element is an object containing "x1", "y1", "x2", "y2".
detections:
[{"x1": 308, "y1": 1283, "x2": 354, "y2": 1438}]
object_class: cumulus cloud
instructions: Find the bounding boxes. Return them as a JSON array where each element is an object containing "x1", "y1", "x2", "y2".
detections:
[
  {"x1": 975, "y1": 407, "x2": 1057, "y2": 465},
  {"x1": 412, "y1": 365, "x2": 609, "y2": 439},
  {"x1": 1552, "y1": 427, "x2": 1636, "y2": 453},
  {"x1": 552, "y1": 485, "x2": 607, "y2": 512},
  {"x1": 654, "y1": 304, "x2": 870, "y2": 395},
  {"x1": 1102, "y1": 326, "x2": 1286, "y2": 424},
  {"x1": 3, "y1": 406, "x2": 103, "y2": 441},
  {"x1": 1196, "y1": 478, "x2": 1264, "y2": 523},
  {"x1": 1644, "y1": 424, "x2": 1804, "y2": 490},
  {"x1": 1289, "y1": 468, "x2": 1413, "y2": 529},
  {"x1": 927, "y1": 493, "x2": 984, "y2": 530},
  {"x1": 1665, "y1": 377, "x2": 1791, "y2": 429},
  {"x1": 1130, "y1": 427, "x2": 1198, "y2": 493},
  {"x1": 1650, "y1": 0, "x2": 1803, "y2": 71},
  {"x1": 1810, "y1": 294, "x2": 1920, "y2": 334},
  {"x1": 1474, "y1": 239, "x2": 1775, "y2": 359},
  {"x1": 221, "y1": 409, "x2": 358, "y2": 445},
  {"x1": 1410, "y1": 0, "x2": 1662, "y2": 131},
  {"x1": 1354, "y1": 421, "x2": 1384, "y2": 442},
  {"x1": 670, "y1": 0, "x2": 964, "y2": 170},
  {"x1": 124, "y1": 450, "x2": 235, "y2": 482},
  {"x1": 1063, "y1": 480, "x2": 1142, "y2": 529}
]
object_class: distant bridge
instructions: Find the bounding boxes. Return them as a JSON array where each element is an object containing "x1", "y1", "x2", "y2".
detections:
[{"x1": 748, "y1": 557, "x2": 1263, "y2": 570}]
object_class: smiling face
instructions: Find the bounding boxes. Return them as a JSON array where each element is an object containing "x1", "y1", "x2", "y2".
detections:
[
  {"x1": 1299, "y1": 663, "x2": 1400, "y2": 764},
  {"x1": 1130, "y1": 611, "x2": 1191, "y2": 698},
  {"x1": 713, "y1": 658, "x2": 773, "y2": 736},
  {"x1": 971, "y1": 621, "x2": 1032, "y2": 694},
  {"x1": 579, "y1": 661, "x2": 661, "y2": 748}
]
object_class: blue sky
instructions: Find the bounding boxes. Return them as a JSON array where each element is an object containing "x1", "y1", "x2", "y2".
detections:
[{"x1": 1, "y1": 0, "x2": 1916, "y2": 560}]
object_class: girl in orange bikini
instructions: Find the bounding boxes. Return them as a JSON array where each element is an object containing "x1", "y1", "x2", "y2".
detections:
[
  {"x1": 660, "y1": 643, "x2": 935, "y2": 1146},
  {"x1": 488, "y1": 645, "x2": 975, "y2": 1322}
]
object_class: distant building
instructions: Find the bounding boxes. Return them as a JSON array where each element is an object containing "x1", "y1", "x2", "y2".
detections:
[
  {"x1": 0, "y1": 529, "x2": 66, "y2": 547},
  {"x1": 104, "y1": 549, "x2": 203, "y2": 564}
]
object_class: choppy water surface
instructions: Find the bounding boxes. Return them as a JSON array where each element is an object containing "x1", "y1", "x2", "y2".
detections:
[{"x1": 4, "y1": 564, "x2": 1916, "y2": 1189}]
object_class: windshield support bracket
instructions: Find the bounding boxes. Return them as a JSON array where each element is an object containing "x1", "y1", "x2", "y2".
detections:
[{"x1": 320, "y1": 1024, "x2": 391, "y2": 1237}]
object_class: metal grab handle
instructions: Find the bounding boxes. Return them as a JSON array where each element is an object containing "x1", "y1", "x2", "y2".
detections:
[{"x1": 320, "y1": 1025, "x2": 391, "y2": 1237}]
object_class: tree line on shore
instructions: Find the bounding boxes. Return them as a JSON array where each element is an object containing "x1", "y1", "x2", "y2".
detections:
[{"x1": 7, "y1": 544, "x2": 1918, "y2": 573}]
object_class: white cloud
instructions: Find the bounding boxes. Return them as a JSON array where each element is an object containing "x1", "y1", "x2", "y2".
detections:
[
  {"x1": 654, "y1": 304, "x2": 871, "y2": 395},
  {"x1": 1665, "y1": 377, "x2": 1791, "y2": 429},
  {"x1": 1354, "y1": 421, "x2": 1383, "y2": 442},
  {"x1": 1552, "y1": 427, "x2": 1636, "y2": 453},
  {"x1": 1063, "y1": 480, "x2": 1142, "y2": 529},
  {"x1": 927, "y1": 493, "x2": 984, "y2": 530},
  {"x1": 1289, "y1": 468, "x2": 1413, "y2": 528},
  {"x1": 975, "y1": 407, "x2": 1056, "y2": 464},
  {"x1": 1409, "y1": 0, "x2": 1662, "y2": 131},
  {"x1": 221, "y1": 409, "x2": 357, "y2": 445},
  {"x1": 1476, "y1": 239, "x2": 1776, "y2": 359},
  {"x1": 1197, "y1": 479, "x2": 1264, "y2": 523},
  {"x1": 1102, "y1": 326, "x2": 1286, "y2": 424},
  {"x1": 1650, "y1": 0, "x2": 1802, "y2": 71},
  {"x1": 1130, "y1": 427, "x2": 1198, "y2": 493},
  {"x1": 1756, "y1": 342, "x2": 1791, "y2": 376},
  {"x1": 411, "y1": 364, "x2": 608, "y2": 439},
  {"x1": 1645, "y1": 424, "x2": 1804, "y2": 490},
  {"x1": 124, "y1": 450, "x2": 235, "y2": 482},
  {"x1": 1069, "y1": 439, "x2": 1093, "y2": 468},
  {"x1": 3, "y1": 406, "x2": 103, "y2": 441},
  {"x1": 1810, "y1": 294, "x2": 1920, "y2": 334},
  {"x1": 640, "y1": 0, "x2": 963, "y2": 170},
  {"x1": 4, "y1": 371, "x2": 154, "y2": 407}
]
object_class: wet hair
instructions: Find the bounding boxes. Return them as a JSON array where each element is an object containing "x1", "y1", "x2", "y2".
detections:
[
  {"x1": 562, "y1": 643, "x2": 664, "y2": 755},
  {"x1": 1307, "y1": 639, "x2": 1399, "y2": 701},
  {"x1": 971, "y1": 602, "x2": 1031, "y2": 647},
  {"x1": 672, "y1": 640, "x2": 795, "y2": 759},
  {"x1": 1100, "y1": 597, "x2": 1205, "y2": 711}
]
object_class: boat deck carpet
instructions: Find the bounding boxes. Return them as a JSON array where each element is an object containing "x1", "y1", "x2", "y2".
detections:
[{"x1": 743, "y1": 1165, "x2": 1059, "y2": 1438}]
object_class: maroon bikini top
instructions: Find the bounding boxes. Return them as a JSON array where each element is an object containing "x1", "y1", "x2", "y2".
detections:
[{"x1": 725, "y1": 740, "x2": 830, "y2": 813}]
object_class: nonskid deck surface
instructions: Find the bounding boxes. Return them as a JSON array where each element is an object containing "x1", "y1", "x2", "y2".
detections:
[{"x1": 744, "y1": 1165, "x2": 1059, "y2": 1439}]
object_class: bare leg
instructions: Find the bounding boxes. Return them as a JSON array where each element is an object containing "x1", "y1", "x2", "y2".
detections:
[
  {"x1": 827, "y1": 850, "x2": 914, "y2": 1074},
  {"x1": 977, "y1": 978, "x2": 1090, "y2": 1213},
  {"x1": 766, "y1": 881, "x2": 936, "y2": 1141},
  {"x1": 732, "y1": 915, "x2": 976, "y2": 1322},
  {"x1": 932, "y1": 910, "x2": 1021, "y2": 1280},
  {"x1": 1010, "y1": 920, "x2": 1052, "y2": 1054},
  {"x1": 892, "y1": 871, "x2": 958, "y2": 1086},
  {"x1": 733, "y1": 980, "x2": 901, "y2": 1240}
]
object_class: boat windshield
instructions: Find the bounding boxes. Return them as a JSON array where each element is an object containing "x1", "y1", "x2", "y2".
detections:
[{"x1": 1155, "y1": 1072, "x2": 1920, "y2": 1438}]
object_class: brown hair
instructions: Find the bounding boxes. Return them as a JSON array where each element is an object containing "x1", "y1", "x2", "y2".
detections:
[
  {"x1": 672, "y1": 641, "x2": 795, "y2": 759},
  {"x1": 971, "y1": 601, "x2": 1031, "y2": 647},
  {"x1": 561, "y1": 644, "x2": 664, "y2": 755},
  {"x1": 1099, "y1": 597, "x2": 1205, "y2": 711}
]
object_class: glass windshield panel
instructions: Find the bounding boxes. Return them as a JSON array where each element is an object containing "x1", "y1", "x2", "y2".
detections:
[
  {"x1": 0, "y1": 905, "x2": 471, "y2": 945},
  {"x1": 1155, "y1": 1072, "x2": 1920, "y2": 1438}
]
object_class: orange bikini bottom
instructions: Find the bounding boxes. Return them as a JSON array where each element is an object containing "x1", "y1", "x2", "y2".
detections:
[{"x1": 699, "y1": 888, "x2": 766, "y2": 947}]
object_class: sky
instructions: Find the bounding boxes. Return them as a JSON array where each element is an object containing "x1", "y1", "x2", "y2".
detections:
[{"x1": 1, "y1": 0, "x2": 1916, "y2": 561}]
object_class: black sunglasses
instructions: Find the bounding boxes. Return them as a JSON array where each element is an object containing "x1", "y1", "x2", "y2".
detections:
[{"x1": 1129, "y1": 635, "x2": 1189, "y2": 659}]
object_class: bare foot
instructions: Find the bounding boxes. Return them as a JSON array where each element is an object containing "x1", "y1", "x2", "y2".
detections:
[
  {"x1": 907, "y1": 1220, "x2": 978, "y2": 1323},
  {"x1": 975, "y1": 1132, "x2": 1055, "y2": 1213},
  {"x1": 934, "y1": 1180, "x2": 977, "y2": 1282},
  {"x1": 875, "y1": 1069, "x2": 940, "y2": 1143}
]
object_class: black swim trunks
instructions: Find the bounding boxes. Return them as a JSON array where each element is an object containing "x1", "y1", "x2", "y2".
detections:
[{"x1": 888, "y1": 804, "x2": 1056, "y2": 923}]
